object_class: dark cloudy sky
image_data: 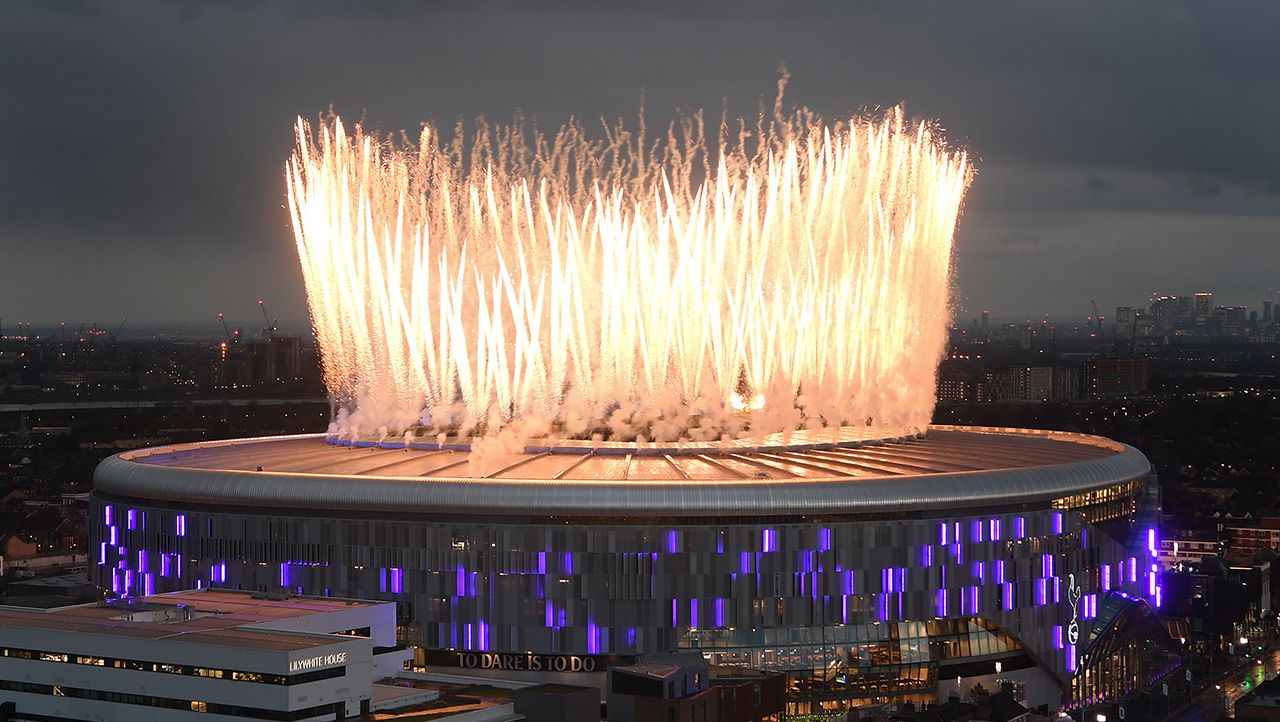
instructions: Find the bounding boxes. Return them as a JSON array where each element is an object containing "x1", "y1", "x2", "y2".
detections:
[{"x1": 3, "y1": 1, "x2": 1278, "y2": 327}]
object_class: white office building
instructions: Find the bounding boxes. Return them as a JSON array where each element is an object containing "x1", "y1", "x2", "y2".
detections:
[{"x1": 0, "y1": 589, "x2": 411, "y2": 721}]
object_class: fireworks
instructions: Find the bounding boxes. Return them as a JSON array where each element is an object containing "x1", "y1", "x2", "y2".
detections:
[{"x1": 286, "y1": 96, "x2": 970, "y2": 443}]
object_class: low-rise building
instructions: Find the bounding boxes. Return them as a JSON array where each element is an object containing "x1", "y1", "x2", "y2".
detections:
[
  {"x1": 0, "y1": 588, "x2": 411, "y2": 721},
  {"x1": 1157, "y1": 538, "x2": 1222, "y2": 570},
  {"x1": 1236, "y1": 677, "x2": 1280, "y2": 722},
  {"x1": 607, "y1": 652, "x2": 785, "y2": 722}
]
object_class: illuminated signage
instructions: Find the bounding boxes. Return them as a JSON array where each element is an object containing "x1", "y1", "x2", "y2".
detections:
[
  {"x1": 462, "y1": 652, "x2": 596, "y2": 672},
  {"x1": 1066, "y1": 572, "x2": 1082, "y2": 645},
  {"x1": 289, "y1": 652, "x2": 347, "y2": 672},
  {"x1": 423, "y1": 649, "x2": 637, "y2": 673}
]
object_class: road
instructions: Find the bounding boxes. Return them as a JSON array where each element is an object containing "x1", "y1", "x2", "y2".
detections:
[{"x1": 1167, "y1": 647, "x2": 1280, "y2": 722}]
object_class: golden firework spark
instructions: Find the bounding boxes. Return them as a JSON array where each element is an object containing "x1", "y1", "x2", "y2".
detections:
[{"x1": 286, "y1": 98, "x2": 970, "y2": 443}]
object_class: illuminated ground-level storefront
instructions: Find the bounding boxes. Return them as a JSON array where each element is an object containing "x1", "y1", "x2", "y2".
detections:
[{"x1": 90, "y1": 427, "x2": 1173, "y2": 716}]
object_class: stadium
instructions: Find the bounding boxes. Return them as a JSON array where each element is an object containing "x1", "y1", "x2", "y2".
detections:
[{"x1": 89, "y1": 424, "x2": 1179, "y2": 717}]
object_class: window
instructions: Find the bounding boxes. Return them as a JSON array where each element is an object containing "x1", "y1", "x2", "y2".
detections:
[
  {"x1": 192, "y1": 700, "x2": 208, "y2": 712},
  {"x1": 39, "y1": 652, "x2": 69, "y2": 663}
]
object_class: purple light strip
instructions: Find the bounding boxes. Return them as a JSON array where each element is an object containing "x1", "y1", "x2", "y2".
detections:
[
  {"x1": 1014, "y1": 516, "x2": 1026, "y2": 539},
  {"x1": 939, "y1": 522, "x2": 949, "y2": 546},
  {"x1": 819, "y1": 528, "x2": 831, "y2": 552},
  {"x1": 1051, "y1": 512, "x2": 1064, "y2": 535},
  {"x1": 990, "y1": 518, "x2": 1001, "y2": 541},
  {"x1": 127, "y1": 509, "x2": 136, "y2": 531},
  {"x1": 391, "y1": 567, "x2": 403, "y2": 594},
  {"x1": 935, "y1": 589, "x2": 947, "y2": 617},
  {"x1": 176, "y1": 514, "x2": 186, "y2": 537}
]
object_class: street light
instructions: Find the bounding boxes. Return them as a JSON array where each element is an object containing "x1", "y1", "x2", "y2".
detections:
[{"x1": 1096, "y1": 715, "x2": 1107, "y2": 722}]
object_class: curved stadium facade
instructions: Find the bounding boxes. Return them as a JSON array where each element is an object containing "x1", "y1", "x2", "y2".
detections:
[{"x1": 89, "y1": 426, "x2": 1178, "y2": 717}]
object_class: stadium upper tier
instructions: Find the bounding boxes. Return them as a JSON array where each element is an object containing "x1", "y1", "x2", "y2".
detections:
[{"x1": 93, "y1": 426, "x2": 1151, "y2": 519}]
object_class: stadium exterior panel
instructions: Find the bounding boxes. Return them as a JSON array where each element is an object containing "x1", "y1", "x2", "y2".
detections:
[{"x1": 90, "y1": 426, "x2": 1177, "y2": 717}]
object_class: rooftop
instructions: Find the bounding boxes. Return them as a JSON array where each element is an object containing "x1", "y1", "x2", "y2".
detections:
[
  {"x1": 94, "y1": 426, "x2": 1152, "y2": 518},
  {"x1": 0, "y1": 589, "x2": 384, "y2": 653},
  {"x1": 125, "y1": 426, "x2": 1119, "y2": 482}
]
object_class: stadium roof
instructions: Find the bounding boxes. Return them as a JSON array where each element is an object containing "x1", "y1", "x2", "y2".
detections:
[{"x1": 93, "y1": 426, "x2": 1151, "y2": 518}]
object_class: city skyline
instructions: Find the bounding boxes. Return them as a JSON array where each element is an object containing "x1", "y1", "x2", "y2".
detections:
[{"x1": 3, "y1": 1, "x2": 1280, "y2": 324}]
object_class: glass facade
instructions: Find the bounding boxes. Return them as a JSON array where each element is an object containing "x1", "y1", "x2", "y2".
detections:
[{"x1": 90, "y1": 472, "x2": 1156, "y2": 714}]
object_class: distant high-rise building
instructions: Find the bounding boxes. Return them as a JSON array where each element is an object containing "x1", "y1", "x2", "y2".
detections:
[
  {"x1": 1115, "y1": 306, "x2": 1137, "y2": 338},
  {"x1": 1149, "y1": 296, "x2": 1178, "y2": 333},
  {"x1": 1194, "y1": 291, "x2": 1213, "y2": 322},
  {"x1": 1083, "y1": 358, "x2": 1149, "y2": 398},
  {"x1": 1213, "y1": 305, "x2": 1247, "y2": 336},
  {"x1": 981, "y1": 309, "x2": 989, "y2": 336},
  {"x1": 1264, "y1": 300, "x2": 1273, "y2": 323}
]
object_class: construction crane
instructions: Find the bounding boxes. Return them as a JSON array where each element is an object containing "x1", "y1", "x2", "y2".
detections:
[
  {"x1": 218, "y1": 312, "x2": 234, "y2": 344},
  {"x1": 258, "y1": 300, "x2": 277, "y2": 340},
  {"x1": 110, "y1": 317, "x2": 127, "y2": 342},
  {"x1": 1090, "y1": 300, "x2": 1103, "y2": 337}
]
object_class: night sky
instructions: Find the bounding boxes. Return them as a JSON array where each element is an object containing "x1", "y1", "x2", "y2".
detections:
[{"x1": 3, "y1": 1, "x2": 1278, "y2": 327}]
